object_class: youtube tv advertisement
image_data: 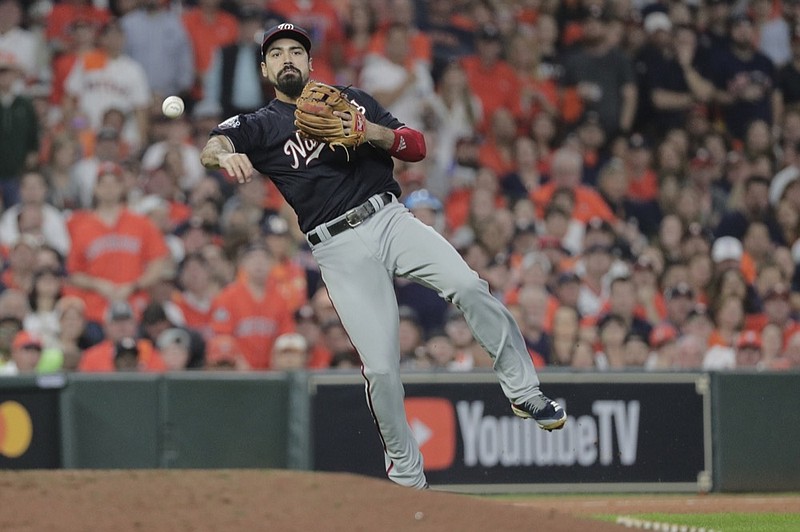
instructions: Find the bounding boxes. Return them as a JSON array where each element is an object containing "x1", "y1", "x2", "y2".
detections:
[{"x1": 310, "y1": 374, "x2": 709, "y2": 490}]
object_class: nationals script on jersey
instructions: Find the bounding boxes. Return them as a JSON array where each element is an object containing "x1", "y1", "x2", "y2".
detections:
[{"x1": 210, "y1": 86, "x2": 403, "y2": 232}]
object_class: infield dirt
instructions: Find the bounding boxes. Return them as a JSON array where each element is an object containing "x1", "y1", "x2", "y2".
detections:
[{"x1": 0, "y1": 470, "x2": 795, "y2": 531}]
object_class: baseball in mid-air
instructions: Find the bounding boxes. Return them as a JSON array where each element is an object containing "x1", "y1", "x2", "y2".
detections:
[{"x1": 162, "y1": 95, "x2": 185, "y2": 118}]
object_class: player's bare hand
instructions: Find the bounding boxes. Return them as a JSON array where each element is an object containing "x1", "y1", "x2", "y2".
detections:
[
  {"x1": 218, "y1": 152, "x2": 255, "y2": 184},
  {"x1": 333, "y1": 110, "x2": 354, "y2": 135}
]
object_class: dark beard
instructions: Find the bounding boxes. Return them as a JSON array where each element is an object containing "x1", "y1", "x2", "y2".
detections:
[{"x1": 276, "y1": 72, "x2": 305, "y2": 98}]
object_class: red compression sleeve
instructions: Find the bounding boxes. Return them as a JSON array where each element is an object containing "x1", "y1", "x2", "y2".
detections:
[{"x1": 388, "y1": 127, "x2": 426, "y2": 162}]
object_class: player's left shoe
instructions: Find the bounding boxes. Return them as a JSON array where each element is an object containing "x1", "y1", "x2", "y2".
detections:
[{"x1": 511, "y1": 395, "x2": 567, "y2": 431}]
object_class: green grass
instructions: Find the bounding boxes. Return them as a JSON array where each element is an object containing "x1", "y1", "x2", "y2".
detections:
[{"x1": 596, "y1": 512, "x2": 800, "y2": 532}]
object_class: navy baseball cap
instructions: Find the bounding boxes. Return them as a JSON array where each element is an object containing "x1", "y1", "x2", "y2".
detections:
[{"x1": 261, "y1": 23, "x2": 312, "y2": 58}]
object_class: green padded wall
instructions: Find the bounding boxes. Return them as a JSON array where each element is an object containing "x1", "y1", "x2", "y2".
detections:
[
  {"x1": 61, "y1": 374, "x2": 161, "y2": 468},
  {"x1": 161, "y1": 373, "x2": 290, "y2": 468},
  {"x1": 712, "y1": 372, "x2": 800, "y2": 491}
]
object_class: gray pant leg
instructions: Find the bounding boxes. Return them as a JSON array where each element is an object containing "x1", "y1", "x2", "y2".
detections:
[
  {"x1": 311, "y1": 227, "x2": 427, "y2": 489},
  {"x1": 382, "y1": 204, "x2": 541, "y2": 402}
]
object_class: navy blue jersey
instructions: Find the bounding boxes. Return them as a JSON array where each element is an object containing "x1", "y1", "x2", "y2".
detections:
[{"x1": 211, "y1": 86, "x2": 403, "y2": 232}]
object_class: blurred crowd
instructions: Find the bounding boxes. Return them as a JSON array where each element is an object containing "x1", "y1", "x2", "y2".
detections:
[{"x1": 0, "y1": 0, "x2": 800, "y2": 374}]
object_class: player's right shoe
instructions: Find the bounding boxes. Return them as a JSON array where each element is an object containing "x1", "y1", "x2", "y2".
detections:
[{"x1": 511, "y1": 395, "x2": 567, "y2": 431}]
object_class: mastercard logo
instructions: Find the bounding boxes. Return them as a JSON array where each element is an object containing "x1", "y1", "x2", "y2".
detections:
[{"x1": 0, "y1": 401, "x2": 33, "y2": 458}]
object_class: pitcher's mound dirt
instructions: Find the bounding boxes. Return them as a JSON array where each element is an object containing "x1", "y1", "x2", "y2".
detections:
[{"x1": 0, "y1": 469, "x2": 626, "y2": 531}]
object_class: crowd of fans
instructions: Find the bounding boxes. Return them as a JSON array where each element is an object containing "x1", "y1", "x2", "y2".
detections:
[{"x1": 1, "y1": 0, "x2": 800, "y2": 374}]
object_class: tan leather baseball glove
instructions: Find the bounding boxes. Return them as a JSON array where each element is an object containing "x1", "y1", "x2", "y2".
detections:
[{"x1": 294, "y1": 81, "x2": 366, "y2": 152}]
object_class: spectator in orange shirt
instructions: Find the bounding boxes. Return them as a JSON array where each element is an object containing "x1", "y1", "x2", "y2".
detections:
[
  {"x1": 271, "y1": 0, "x2": 344, "y2": 81},
  {"x1": 262, "y1": 214, "x2": 307, "y2": 314},
  {"x1": 746, "y1": 283, "x2": 800, "y2": 344},
  {"x1": 181, "y1": 0, "x2": 239, "y2": 101},
  {"x1": 624, "y1": 133, "x2": 659, "y2": 202},
  {"x1": 203, "y1": 333, "x2": 249, "y2": 370},
  {"x1": 294, "y1": 303, "x2": 331, "y2": 369},
  {"x1": 532, "y1": 146, "x2": 617, "y2": 224},
  {"x1": 78, "y1": 300, "x2": 166, "y2": 372},
  {"x1": 507, "y1": 31, "x2": 558, "y2": 129},
  {"x1": 210, "y1": 243, "x2": 294, "y2": 369},
  {"x1": 3, "y1": 330, "x2": 44, "y2": 374},
  {"x1": 367, "y1": 0, "x2": 431, "y2": 67},
  {"x1": 172, "y1": 253, "x2": 216, "y2": 339},
  {"x1": 111, "y1": 336, "x2": 142, "y2": 371},
  {"x1": 45, "y1": 0, "x2": 110, "y2": 54},
  {"x1": 460, "y1": 24, "x2": 522, "y2": 132},
  {"x1": 447, "y1": 165, "x2": 508, "y2": 237},
  {"x1": 50, "y1": 18, "x2": 100, "y2": 106},
  {"x1": 478, "y1": 107, "x2": 519, "y2": 178},
  {"x1": 66, "y1": 162, "x2": 173, "y2": 325}
]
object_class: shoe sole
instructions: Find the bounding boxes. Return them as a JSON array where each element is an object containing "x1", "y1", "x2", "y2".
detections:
[{"x1": 511, "y1": 404, "x2": 567, "y2": 432}]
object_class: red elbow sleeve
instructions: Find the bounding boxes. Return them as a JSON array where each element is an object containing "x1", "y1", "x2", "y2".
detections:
[{"x1": 389, "y1": 127, "x2": 426, "y2": 162}]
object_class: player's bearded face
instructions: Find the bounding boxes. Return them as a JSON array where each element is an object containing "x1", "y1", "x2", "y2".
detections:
[{"x1": 275, "y1": 65, "x2": 307, "y2": 98}]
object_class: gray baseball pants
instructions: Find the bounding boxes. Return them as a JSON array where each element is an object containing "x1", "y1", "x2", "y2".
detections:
[{"x1": 308, "y1": 195, "x2": 542, "y2": 488}]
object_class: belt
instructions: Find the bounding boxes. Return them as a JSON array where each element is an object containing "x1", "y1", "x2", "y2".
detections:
[{"x1": 307, "y1": 192, "x2": 393, "y2": 245}]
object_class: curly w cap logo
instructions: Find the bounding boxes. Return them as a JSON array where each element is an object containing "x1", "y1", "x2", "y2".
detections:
[
  {"x1": 0, "y1": 401, "x2": 33, "y2": 458},
  {"x1": 405, "y1": 398, "x2": 456, "y2": 470}
]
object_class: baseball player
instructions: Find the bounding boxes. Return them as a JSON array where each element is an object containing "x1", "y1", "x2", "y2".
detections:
[{"x1": 200, "y1": 23, "x2": 566, "y2": 489}]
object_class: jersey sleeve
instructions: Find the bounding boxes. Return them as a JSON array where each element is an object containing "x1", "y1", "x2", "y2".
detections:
[
  {"x1": 346, "y1": 87, "x2": 404, "y2": 130},
  {"x1": 210, "y1": 112, "x2": 267, "y2": 154}
]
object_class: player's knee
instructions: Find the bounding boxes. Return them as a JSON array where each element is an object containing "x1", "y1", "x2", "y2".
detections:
[
  {"x1": 363, "y1": 361, "x2": 401, "y2": 380},
  {"x1": 446, "y1": 272, "x2": 488, "y2": 305}
]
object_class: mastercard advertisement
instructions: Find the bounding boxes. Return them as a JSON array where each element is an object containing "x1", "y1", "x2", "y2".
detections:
[
  {"x1": 0, "y1": 401, "x2": 33, "y2": 458},
  {"x1": 0, "y1": 391, "x2": 61, "y2": 469}
]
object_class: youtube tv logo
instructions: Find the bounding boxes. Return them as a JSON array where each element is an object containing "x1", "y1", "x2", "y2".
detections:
[{"x1": 405, "y1": 398, "x2": 456, "y2": 470}]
